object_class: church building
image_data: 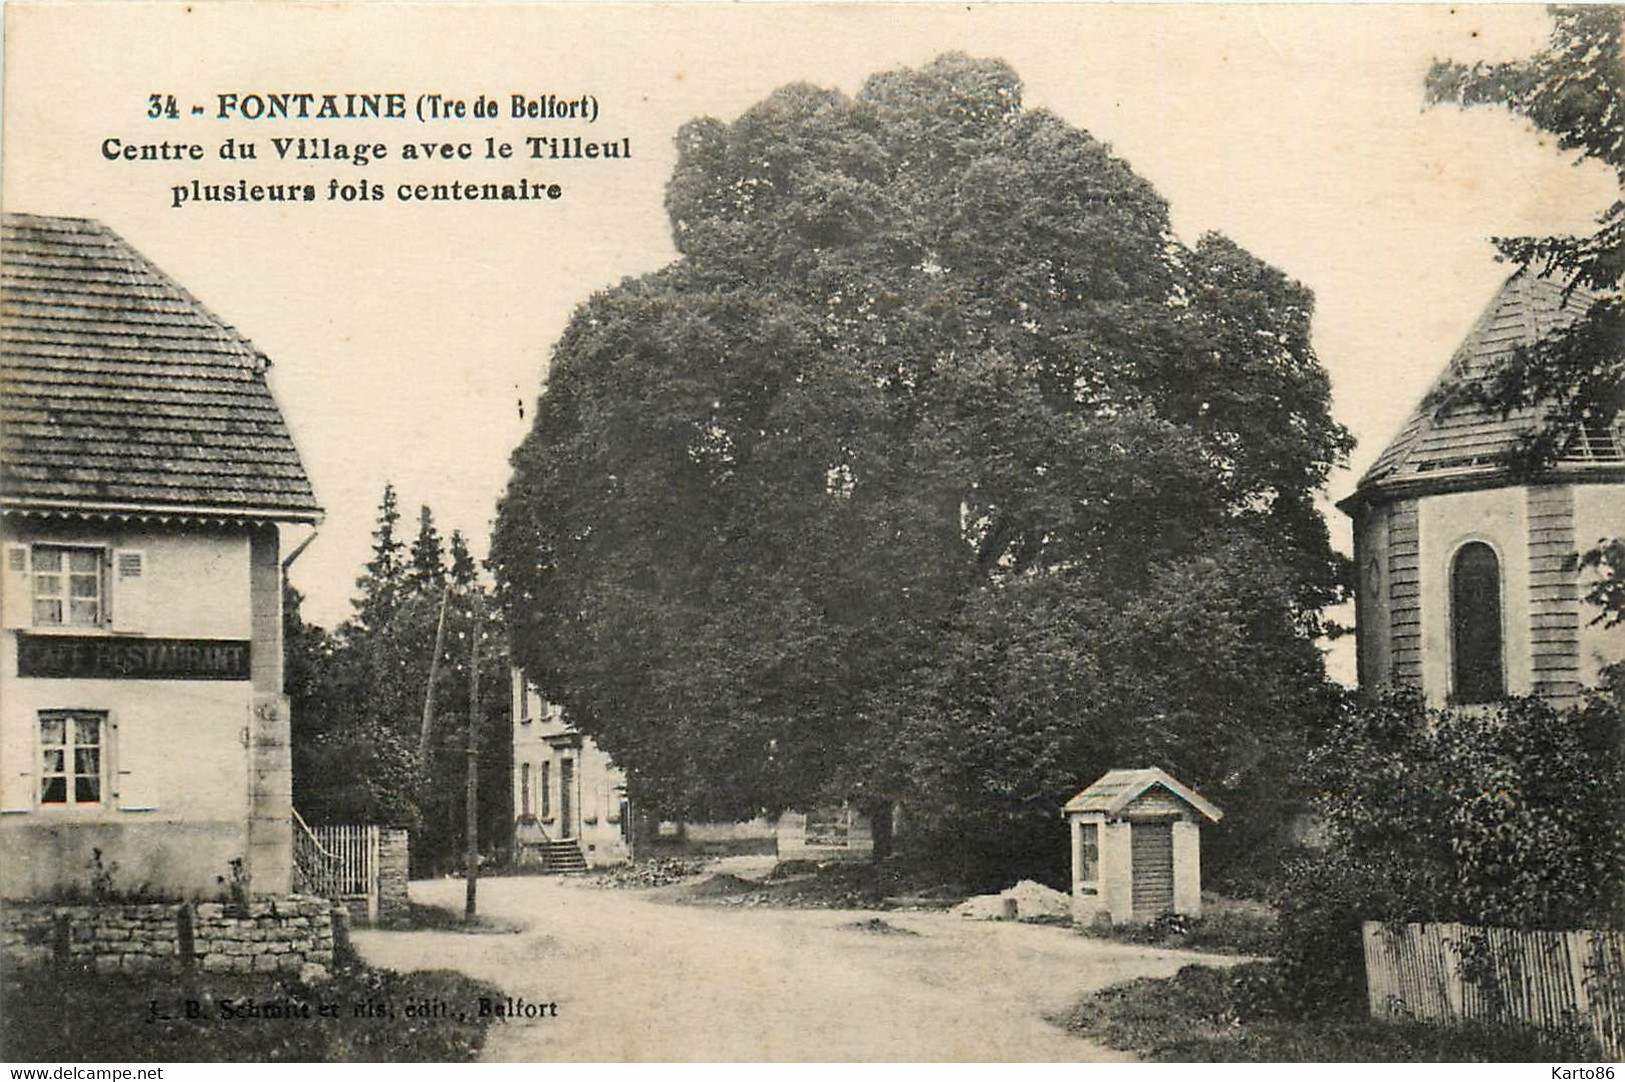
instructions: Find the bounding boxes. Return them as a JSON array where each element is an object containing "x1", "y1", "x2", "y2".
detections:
[{"x1": 1339, "y1": 271, "x2": 1624, "y2": 703}]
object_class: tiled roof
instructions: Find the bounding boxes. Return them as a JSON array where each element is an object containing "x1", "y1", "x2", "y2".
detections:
[
  {"x1": 1, "y1": 214, "x2": 320, "y2": 521},
  {"x1": 1355, "y1": 271, "x2": 1618, "y2": 496},
  {"x1": 1062, "y1": 767, "x2": 1223, "y2": 822}
]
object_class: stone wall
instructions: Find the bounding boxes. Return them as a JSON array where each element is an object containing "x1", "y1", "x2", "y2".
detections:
[
  {"x1": 193, "y1": 896, "x2": 333, "y2": 980},
  {"x1": 0, "y1": 902, "x2": 184, "y2": 970},
  {"x1": 0, "y1": 895, "x2": 334, "y2": 981},
  {"x1": 0, "y1": 903, "x2": 59, "y2": 966},
  {"x1": 377, "y1": 829, "x2": 409, "y2": 921}
]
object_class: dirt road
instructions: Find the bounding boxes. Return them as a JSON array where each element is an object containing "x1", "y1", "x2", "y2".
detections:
[{"x1": 353, "y1": 875, "x2": 1238, "y2": 1061}]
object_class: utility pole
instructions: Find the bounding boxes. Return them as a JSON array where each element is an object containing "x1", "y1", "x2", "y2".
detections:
[
  {"x1": 464, "y1": 589, "x2": 482, "y2": 921},
  {"x1": 418, "y1": 582, "x2": 451, "y2": 776}
]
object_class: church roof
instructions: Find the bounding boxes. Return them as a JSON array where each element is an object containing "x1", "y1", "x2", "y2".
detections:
[
  {"x1": 1, "y1": 213, "x2": 321, "y2": 523},
  {"x1": 1347, "y1": 271, "x2": 1621, "y2": 508}
]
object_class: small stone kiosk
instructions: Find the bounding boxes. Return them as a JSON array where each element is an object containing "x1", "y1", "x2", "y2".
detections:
[{"x1": 1062, "y1": 767, "x2": 1222, "y2": 925}]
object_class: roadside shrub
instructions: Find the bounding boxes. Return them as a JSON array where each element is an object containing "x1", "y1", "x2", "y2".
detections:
[
  {"x1": 1268, "y1": 849, "x2": 1447, "y2": 1012},
  {"x1": 1077, "y1": 907, "x2": 1277, "y2": 956},
  {"x1": 1272, "y1": 676, "x2": 1625, "y2": 1012},
  {"x1": 1066, "y1": 962, "x2": 1605, "y2": 1061}
]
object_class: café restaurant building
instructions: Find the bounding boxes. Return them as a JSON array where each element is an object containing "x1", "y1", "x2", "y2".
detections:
[{"x1": 0, "y1": 213, "x2": 321, "y2": 899}]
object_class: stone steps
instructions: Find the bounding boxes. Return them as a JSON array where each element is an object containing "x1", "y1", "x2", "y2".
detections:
[{"x1": 539, "y1": 840, "x2": 588, "y2": 875}]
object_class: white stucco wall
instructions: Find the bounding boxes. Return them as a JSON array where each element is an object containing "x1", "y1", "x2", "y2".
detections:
[
  {"x1": 1100, "y1": 820, "x2": 1134, "y2": 924},
  {"x1": 511, "y1": 670, "x2": 630, "y2": 867},
  {"x1": 1416, "y1": 487, "x2": 1532, "y2": 704},
  {"x1": 1069, "y1": 813, "x2": 1107, "y2": 923},
  {"x1": 1070, "y1": 809, "x2": 1207, "y2": 924},
  {"x1": 1171, "y1": 819, "x2": 1202, "y2": 916},
  {"x1": 0, "y1": 519, "x2": 264, "y2": 898}
]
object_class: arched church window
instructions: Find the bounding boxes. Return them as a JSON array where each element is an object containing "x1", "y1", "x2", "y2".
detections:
[{"x1": 1451, "y1": 541, "x2": 1504, "y2": 703}]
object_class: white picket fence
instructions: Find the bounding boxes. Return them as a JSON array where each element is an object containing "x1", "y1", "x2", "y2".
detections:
[
  {"x1": 1362, "y1": 920, "x2": 1625, "y2": 1059},
  {"x1": 293, "y1": 810, "x2": 381, "y2": 923}
]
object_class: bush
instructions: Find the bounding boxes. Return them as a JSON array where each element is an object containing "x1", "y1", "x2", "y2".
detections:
[
  {"x1": 1077, "y1": 907, "x2": 1277, "y2": 956},
  {"x1": 1268, "y1": 849, "x2": 1445, "y2": 1012},
  {"x1": 1271, "y1": 677, "x2": 1625, "y2": 1011},
  {"x1": 1065, "y1": 962, "x2": 1605, "y2": 1061}
]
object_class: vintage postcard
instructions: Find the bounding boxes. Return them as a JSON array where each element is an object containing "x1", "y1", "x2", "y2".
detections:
[{"x1": 1, "y1": 1, "x2": 1621, "y2": 1067}]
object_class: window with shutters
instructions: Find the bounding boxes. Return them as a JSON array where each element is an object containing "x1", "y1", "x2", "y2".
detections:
[
  {"x1": 540, "y1": 761, "x2": 552, "y2": 820},
  {"x1": 32, "y1": 545, "x2": 104, "y2": 627},
  {"x1": 521, "y1": 762, "x2": 532, "y2": 817},
  {"x1": 39, "y1": 710, "x2": 107, "y2": 807},
  {"x1": 1451, "y1": 541, "x2": 1505, "y2": 704}
]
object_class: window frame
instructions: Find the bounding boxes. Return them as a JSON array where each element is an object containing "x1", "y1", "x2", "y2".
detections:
[
  {"x1": 1448, "y1": 539, "x2": 1507, "y2": 705},
  {"x1": 1076, "y1": 820, "x2": 1100, "y2": 885},
  {"x1": 31, "y1": 543, "x2": 107, "y2": 630},
  {"x1": 38, "y1": 709, "x2": 110, "y2": 810}
]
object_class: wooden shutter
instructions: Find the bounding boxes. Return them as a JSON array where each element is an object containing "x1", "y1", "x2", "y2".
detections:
[
  {"x1": 111, "y1": 549, "x2": 149, "y2": 633},
  {"x1": 4, "y1": 707, "x2": 40, "y2": 812},
  {"x1": 113, "y1": 714, "x2": 157, "y2": 811},
  {"x1": 1130, "y1": 821, "x2": 1175, "y2": 917},
  {"x1": 1, "y1": 544, "x2": 30, "y2": 629},
  {"x1": 0, "y1": 764, "x2": 33, "y2": 814}
]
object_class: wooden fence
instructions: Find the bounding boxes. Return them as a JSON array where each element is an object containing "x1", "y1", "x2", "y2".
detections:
[
  {"x1": 1362, "y1": 921, "x2": 1625, "y2": 1059},
  {"x1": 293, "y1": 811, "x2": 381, "y2": 923}
]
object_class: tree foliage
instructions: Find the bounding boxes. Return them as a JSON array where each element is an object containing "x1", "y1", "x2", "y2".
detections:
[
  {"x1": 1427, "y1": 7, "x2": 1625, "y2": 624},
  {"x1": 290, "y1": 486, "x2": 510, "y2": 874},
  {"x1": 493, "y1": 55, "x2": 1352, "y2": 873},
  {"x1": 1427, "y1": 6, "x2": 1623, "y2": 296},
  {"x1": 408, "y1": 504, "x2": 446, "y2": 594},
  {"x1": 1272, "y1": 679, "x2": 1625, "y2": 1007},
  {"x1": 352, "y1": 483, "x2": 406, "y2": 634}
]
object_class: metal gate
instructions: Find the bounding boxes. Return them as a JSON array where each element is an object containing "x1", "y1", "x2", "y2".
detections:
[{"x1": 293, "y1": 808, "x2": 381, "y2": 922}]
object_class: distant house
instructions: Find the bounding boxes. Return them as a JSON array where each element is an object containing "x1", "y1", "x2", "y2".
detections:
[
  {"x1": 1339, "y1": 271, "x2": 1624, "y2": 703},
  {"x1": 511, "y1": 669, "x2": 630, "y2": 871},
  {"x1": 0, "y1": 213, "x2": 321, "y2": 899},
  {"x1": 510, "y1": 668, "x2": 872, "y2": 868}
]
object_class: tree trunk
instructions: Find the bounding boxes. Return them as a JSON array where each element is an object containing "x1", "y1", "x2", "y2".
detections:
[{"x1": 862, "y1": 799, "x2": 895, "y2": 862}]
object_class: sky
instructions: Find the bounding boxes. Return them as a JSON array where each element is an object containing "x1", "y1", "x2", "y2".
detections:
[{"x1": 2, "y1": 3, "x2": 1617, "y2": 683}]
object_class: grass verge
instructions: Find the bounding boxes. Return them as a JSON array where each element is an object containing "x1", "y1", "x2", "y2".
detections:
[
  {"x1": 378, "y1": 900, "x2": 527, "y2": 934},
  {"x1": 1075, "y1": 905, "x2": 1277, "y2": 956},
  {"x1": 2, "y1": 963, "x2": 507, "y2": 1061},
  {"x1": 1062, "y1": 962, "x2": 1603, "y2": 1062}
]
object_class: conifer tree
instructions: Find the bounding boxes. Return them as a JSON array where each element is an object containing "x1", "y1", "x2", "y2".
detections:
[
  {"x1": 353, "y1": 482, "x2": 406, "y2": 632},
  {"x1": 449, "y1": 530, "x2": 479, "y2": 589},
  {"x1": 409, "y1": 504, "x2": 447, "y2": 593}
]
